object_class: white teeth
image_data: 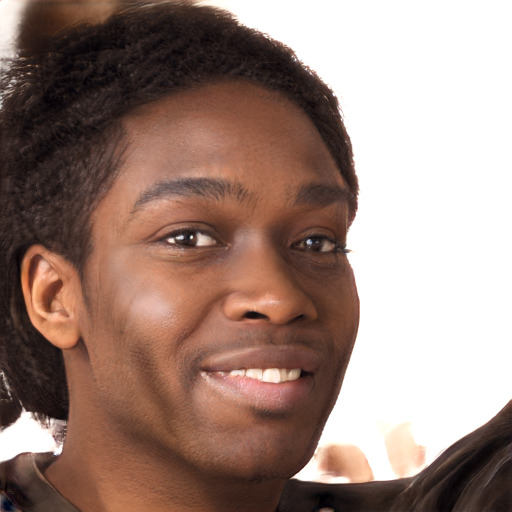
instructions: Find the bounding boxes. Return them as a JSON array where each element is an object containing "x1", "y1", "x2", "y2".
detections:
[
  {"x1": 262, "y1": 368, "x2": 281, "y2": 383},
  {"x1": 287, "y1": 368, "x2": 301, "y2": 381},
  {"x1": 227, "y1": 368, "x2": 302, "y2": 383},
  {"x1": 245, "y1": 368, "x2": 263, "y2": 380}
]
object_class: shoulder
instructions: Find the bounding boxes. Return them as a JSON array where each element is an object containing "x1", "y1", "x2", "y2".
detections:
[
  {"x1": 280, "y1": 478, "x2": 410, "y2": 511},
  {"x1": 0, "y1": 452, "x2": 78, "y2": 512},
  {"x1": 1, "y1": 453, "x2": 37, "y2": 511}
]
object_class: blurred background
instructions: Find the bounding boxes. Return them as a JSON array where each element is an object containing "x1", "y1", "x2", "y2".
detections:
[{"x1": 1, "y1": 0, "x2": 511, "y2": 482}]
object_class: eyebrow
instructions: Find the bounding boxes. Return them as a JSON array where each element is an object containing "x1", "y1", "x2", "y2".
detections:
[
  {"x1": 294, "y1": 183, "x2": 350, "y2": 207},
  {"x1": 132, "y1": 177, "x2": 252, "y2": 213},
  {"x1": 131, "y1": 176, "x2": 349, "y2": 216}
]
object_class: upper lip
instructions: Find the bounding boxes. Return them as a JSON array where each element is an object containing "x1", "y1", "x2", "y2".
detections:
[{"x1": 200, "y1": 345, "x2": 321, "y2": 374}]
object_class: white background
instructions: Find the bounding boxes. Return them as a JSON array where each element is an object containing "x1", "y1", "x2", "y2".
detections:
[{"x1": 1, "y1": 0, "x2": 511, "y2": 480}]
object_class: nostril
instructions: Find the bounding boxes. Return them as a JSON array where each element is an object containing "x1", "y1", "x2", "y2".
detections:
[{"x1": 244, "y1": 311, "x2": 269, "y2": 320}]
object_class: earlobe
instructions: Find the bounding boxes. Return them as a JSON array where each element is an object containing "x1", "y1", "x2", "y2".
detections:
[{"x1": 21, "y1": 245, "x2": 82, "y2": 350}]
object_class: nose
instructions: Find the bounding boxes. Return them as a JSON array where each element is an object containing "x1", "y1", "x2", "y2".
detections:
[{"x1": 222, "y1": 242, "x2": 318, "y2": 325}]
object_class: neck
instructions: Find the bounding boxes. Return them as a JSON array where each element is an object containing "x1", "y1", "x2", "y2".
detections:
[{"x1": 45, "y1": 421, "x2": 286, "y2": 512}]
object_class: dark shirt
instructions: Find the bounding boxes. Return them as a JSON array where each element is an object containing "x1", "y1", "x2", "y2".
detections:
[
  {"x1": 0, "y1": 453, "x2": 78, "y2": 512},
  {"x1": 0, "y1": 452, "x2": 406, "y2": 512},
  {"x1": 1, "y1": 401, "x2": 510, "y2": 512}
]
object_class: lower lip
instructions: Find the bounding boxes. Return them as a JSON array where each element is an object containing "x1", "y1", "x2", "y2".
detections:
[{"x1": 200, "y1": 372, "x2": 314, "y2": 412}]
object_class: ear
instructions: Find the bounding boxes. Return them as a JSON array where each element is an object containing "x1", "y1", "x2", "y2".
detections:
[{"x1": 21, "y1": 245, "x2": 82, "y2": 350}]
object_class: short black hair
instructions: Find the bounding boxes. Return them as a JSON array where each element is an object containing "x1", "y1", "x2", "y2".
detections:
[{"x1": 0, "y1": 1, "x2": 358, "y2": 428}]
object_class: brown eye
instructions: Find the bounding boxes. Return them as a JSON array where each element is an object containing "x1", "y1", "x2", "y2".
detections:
[
  {"x1": 165, "y1": 230, "x2": 218, "y2": 248},
  {"x1": 293, "y1": 235, "x2": 338, "y2": 253}
]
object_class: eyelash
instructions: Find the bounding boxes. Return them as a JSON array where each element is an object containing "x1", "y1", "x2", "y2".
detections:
[{"x1": 158, "y1": 228, "x2": 349, "y2": 254}]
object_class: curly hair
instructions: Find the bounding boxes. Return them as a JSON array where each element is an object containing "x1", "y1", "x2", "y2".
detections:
[{"x1": 0, "y1": 1, "x2": 358, "y2": 429}]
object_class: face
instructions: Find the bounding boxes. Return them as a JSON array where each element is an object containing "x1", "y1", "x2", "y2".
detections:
[{"x1": 75, "y1": 81, "x2": 359, "y2": 481}]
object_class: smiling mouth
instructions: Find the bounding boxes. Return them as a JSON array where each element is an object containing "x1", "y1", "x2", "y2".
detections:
[
  {"x1": 212, "y1": 368, "x2": 303, "y2": 384},
  {"x1": 198, "y1": 345, "x2": 320, "y2": 411}
]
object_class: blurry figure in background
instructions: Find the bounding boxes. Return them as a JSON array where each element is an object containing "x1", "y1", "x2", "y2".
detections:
[
  {"x1": 315, "y1": 444, "x2": 374, "y2": 483},
  {"x1": 17, "y1": 0, "x2": 119, "y2": 53},
  {"x1": 390, "y1": 402, "x2": 512, "y2": 512},
  {"x1": 380, "y1": 421, "x2": 426, "y2": 479},
  {"x1": 314, "y1": 422, "x2": 426, "y2": 483}
]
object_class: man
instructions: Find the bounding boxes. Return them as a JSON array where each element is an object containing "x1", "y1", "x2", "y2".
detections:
[{"x1": 0, "y1": 3, "x2": 510, "y2": 512}]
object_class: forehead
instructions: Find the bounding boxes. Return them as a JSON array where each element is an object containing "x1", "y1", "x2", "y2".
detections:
[{"x1": 102, "y1": 81, "x2": 346, "y2": 218}]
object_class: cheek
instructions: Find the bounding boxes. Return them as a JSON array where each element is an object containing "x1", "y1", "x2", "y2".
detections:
[
  {"x1": 315, "y1": 261, "x2": 359, "y2": 332},
  {"x1": 84, "y1": 255, "x2": 214, "y2": 368},
  {"x1": 79, "y1": 262, "x2": 205, "y2": 417},
  {"x1": 324, "y1": 266, "x2": 359, "y2": 371},
  {"x1": 341, "y1": 267, "x2": 359, "y2": 328}
]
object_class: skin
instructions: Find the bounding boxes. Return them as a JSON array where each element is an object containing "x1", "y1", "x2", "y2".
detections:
[{"x1": 23, "y1": 81, "x2": 359, "y2": 512}]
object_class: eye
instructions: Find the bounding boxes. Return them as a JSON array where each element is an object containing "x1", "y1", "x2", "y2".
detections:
[
  {"x1": 293, "y1": 235, "x2": 346, "y2": 254},
  {"x1": 163, "y1": 229, "x2": 219, "y2": 248}
]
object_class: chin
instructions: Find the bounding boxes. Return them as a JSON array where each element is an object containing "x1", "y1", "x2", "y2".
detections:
[
  {"x1": 220, "y1": 459, "x2": 310, "y2": 484},
  {"x1": 205, "y1": 433, "x2": 318, "y2": 483}
]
